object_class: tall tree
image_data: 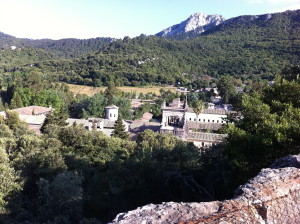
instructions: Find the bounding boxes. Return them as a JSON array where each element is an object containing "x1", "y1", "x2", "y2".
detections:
[
  {"x1": 217, "y1": 76, "x2": 237, "y2": 104},
  {"x1": 111, "y1": 116, "x2": 128, "y2": 139},
  {"x1": 105, "y1": 82, "x2": 120, "y2": 105},
  {"x1": 10, "y1": 92, "x2": 23, "y2": 109},
  {"x1": 193, "y1": 101, "x2": 205, "y2": 121},
  {"x1": 40, "y1": 112, "x2": 67, "y2": 134}
]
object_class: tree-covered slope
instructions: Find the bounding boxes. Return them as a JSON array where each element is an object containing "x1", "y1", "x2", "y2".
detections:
[
  {"x1": 1, "y1": 10, "x2": 300, "y2": 86},
  {"x1": 0, "y1": 32, "x2": 113, "y2": 58}
]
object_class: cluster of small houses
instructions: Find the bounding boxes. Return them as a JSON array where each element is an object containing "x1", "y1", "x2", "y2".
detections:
[{"x1": 0, "y1": 96, "x2": 236, "y2": 148}]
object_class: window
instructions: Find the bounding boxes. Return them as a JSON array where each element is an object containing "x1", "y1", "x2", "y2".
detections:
[
  {"x1": 190, "y1": 118, "x2": 192, "y2": 121},
  {"x1": 114, "y1": 114, "x2": 116, "y2": 117},
  {"x1": 217, "y1": 120, "x2": 219, "y2": 123},
  {"x1": 194, "y1": 118, "x2": 196, "y2": 121},
  {"x1": 208, "y1": 119, "x2": 210, "y2": 122},
  {"x1": 212, "y1": 120, "x2": 214, "y2": 123},
  {"x1": 199, "y1": 119, "x2": 201, "y2": 121},
  {"x1": 203, "y1": 119, "x2": 205, "y2": 122},
  {"x1": 221, "y1": 121, "x2": 224, "y2": 123},
  {"x1": 110, "y1": 113, "x2": 112, "y2": 117}
]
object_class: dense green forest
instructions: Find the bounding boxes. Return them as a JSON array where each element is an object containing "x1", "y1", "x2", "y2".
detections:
[
  {"x1": 0, "y1": 32, "x2": 113, "y2": 58},
  {"x1": 0, "y1": 66, "x2": 299, "y2": 223},
  {"x1": 0, "y1": 10, "x2": 300, "y2": 87},
  {"x1": 0, "y1": 9, "x2": 299, "y2": 223}
]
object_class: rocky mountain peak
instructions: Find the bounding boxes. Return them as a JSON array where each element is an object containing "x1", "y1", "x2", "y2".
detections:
[{"x1": 156, "y1": 12, "x2": 225, "y2": 37}]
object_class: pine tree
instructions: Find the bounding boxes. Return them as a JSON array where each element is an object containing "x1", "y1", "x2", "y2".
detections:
[
  {"x1": 10, "y1": 92, "x2": 23, "y2": 109},
  {"x1": 40, "y1": 111, "x2": 67, "y2": 133},
  {"x1": 111, "y1": 116, "x2": 128, "y2": 139}
]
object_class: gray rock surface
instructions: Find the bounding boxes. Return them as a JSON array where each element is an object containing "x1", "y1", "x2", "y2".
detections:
[
  {"x1": 111, "y1": 154, "x2": 300, "y2": 224},
  {"x1": 156, "y1": 12, "x2": 225, "y2": 37}
]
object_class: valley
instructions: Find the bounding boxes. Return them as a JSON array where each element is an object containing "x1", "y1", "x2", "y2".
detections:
[{"x1": 0, "y1": 7, "x2": 299, "y2": 224}]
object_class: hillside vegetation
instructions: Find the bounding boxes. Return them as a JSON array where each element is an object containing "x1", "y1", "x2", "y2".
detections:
[{"x1": 0, "y1": 10, "x2": 299, "y2": 87}]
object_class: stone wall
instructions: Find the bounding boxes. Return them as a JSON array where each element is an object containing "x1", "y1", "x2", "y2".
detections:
[{"x1": 111, "y1": 155, "x2": 300, "y2": 224}]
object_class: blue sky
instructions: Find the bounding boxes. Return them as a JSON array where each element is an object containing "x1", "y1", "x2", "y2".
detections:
[{"x1": 0, "y1": 0, "x2": 299, "y2": 39}]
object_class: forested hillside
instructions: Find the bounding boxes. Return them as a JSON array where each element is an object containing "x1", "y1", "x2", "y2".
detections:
[
  {"x1": 35, "y1": 10, "x2": 300, "y2": 86},
  {"x1": 0, "y1": 9, "x2": 300, "y2": 224},
  {"x1": 1, "y1": 10, "x2": 299, "y2": 87},
  {"x1": 0, "y1": 32, "x2": 113, "y2": 58}
]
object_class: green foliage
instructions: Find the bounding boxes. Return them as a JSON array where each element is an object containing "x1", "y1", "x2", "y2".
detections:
[
  {"x1": 0, "y1": 147, "x2": 21, "y2": 214},
  {"x1": 71, "y1": 93, "x2": 131, "y2": 120},
  {"x1": 223, "y1": 79, "x2": 300, "y2": 189},
  {"x1": 0, "y1": 10, "x2": 300, "y2": 224},
  {"x1": 1, "y1": 11, "x2": 300, "y2": 87},
  {"x1": 0, "y1": 32, "x2": 112, "y2": 59},
  {"x1": 217, "y1": 76, "x2": 237, "y2": 104},
  {"x1": 9, "y1": 92, "x2": 23, "y2": 109},
  {"x1": 5, "y1": 111, "x2": 22, "y2": 131},
  {"x1": 105, "y1": 83, "x2": 121, "y2": 104},
  {"x1": 37, "y1": 171, "x2": 83, "y2": 223},
  {"x1": 41, "y1": 112, "x2": 68, "y2": 134},
  {"x1": 193, "y1": 101, "x2": 205, "y2": 115},
  {"x1": 111, "y1": 116, "x2": 129, "y2": 139}
]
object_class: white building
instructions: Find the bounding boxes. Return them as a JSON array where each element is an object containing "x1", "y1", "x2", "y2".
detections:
[
  {"x1": 105, "y1": 105, "x2": 119, "y2": 121},
  {"x1": 160, "y1": 98, "x2": 235, "y2": 148},
  {"x1": 67, "y1": 105, "x2": 129, "y2": 137}
]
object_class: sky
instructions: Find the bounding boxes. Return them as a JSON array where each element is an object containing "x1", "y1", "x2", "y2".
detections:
[{"x1": 0, "y1": 0, "x2": 299, "y2": 40}]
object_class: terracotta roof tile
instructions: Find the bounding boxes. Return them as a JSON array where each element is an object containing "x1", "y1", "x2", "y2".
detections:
[{"x1": 12, "y1": 106, "x2": 52, "y2": 115}]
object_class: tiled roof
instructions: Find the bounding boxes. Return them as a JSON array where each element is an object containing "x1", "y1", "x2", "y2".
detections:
[
  {"x1": 129, "y1": 121, "x2": 161, "y2": 132},
  {"x1": 129, "y1": 121, "x2": 161, "y2": 140},
  {"x1": 187, "y1": 132, "x2": 227, "y2": 142},
  {"x1": 12, "y1": 106, "x2": 52, "y2": 115},
  {"x1": 186, "y1": 108, "x2": 236, "y2": 115},
  {"x1": 141, "y1": 112, "x2": 153, "y2": 121},
  {"x1": 66, "y1": 118, "x2": 89, "y2": 126},
  {"x1": 66, "y1": 118, "x2": 117, "y2": 129},
  {"x1": 186, "y1": 121, "x2": 223, "y2": 131},
  {"x1": 103, "y1": 119, "x2": 116, "y2": 128},
  {"x1": 105, "y1": 105, "x2": 119, "y2": 109}
]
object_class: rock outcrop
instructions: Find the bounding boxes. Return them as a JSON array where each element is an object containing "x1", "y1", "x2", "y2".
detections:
[
  {"x1": 156, "y1": 13, "x2": 225, "y2": 37},
  {"x1": 111, "y1": 155, "x2": 300, "y2": 224}
]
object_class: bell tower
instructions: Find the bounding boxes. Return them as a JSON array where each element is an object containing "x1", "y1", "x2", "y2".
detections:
[{"x1": 105, "y1": 105, "x2": 119, "y2": 121}]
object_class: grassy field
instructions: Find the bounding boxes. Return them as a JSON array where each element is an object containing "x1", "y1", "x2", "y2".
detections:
[{"x1": 67, "y1": 84, "x2": 177, "y2": 96}]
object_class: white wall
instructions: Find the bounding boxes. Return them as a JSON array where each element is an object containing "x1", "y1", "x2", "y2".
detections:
[
  {"x1": 185, "y1": 112, "x2": 227, "y2": 124},
  {"x1": 191, "y1": 140, "x2": 213, "y2": 148},
  {"x1": 106, "y1": 108, "x2": 119, "y2": 121}
]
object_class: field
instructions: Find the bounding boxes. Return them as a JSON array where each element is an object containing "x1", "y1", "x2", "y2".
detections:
[{"x1": 67, "y1": 84, "x2": 177, "y2": 96}]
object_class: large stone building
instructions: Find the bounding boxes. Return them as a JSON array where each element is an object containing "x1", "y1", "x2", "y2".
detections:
[
  {"x1": 160, "y1": 98, "x2": 235, "y2": 147},
  {"x1": 67, "y1": 105, "x2": 130, "y2": 136}
]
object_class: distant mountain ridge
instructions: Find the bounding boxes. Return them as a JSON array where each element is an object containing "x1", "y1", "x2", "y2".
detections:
[
  {"x1": 0, "y1": 32, "x2": 113, "y2": 58},
  {"x1": 156, "y1": 12, "x2": 225, "y2": 37},
  {"x1": 0, "y1": 9, "x2": 299, "y2": 87}
]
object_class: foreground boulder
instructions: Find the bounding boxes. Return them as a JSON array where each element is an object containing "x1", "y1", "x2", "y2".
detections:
[{"x1": 111, "y1": 155, "x2": 300, "y2": 224}]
